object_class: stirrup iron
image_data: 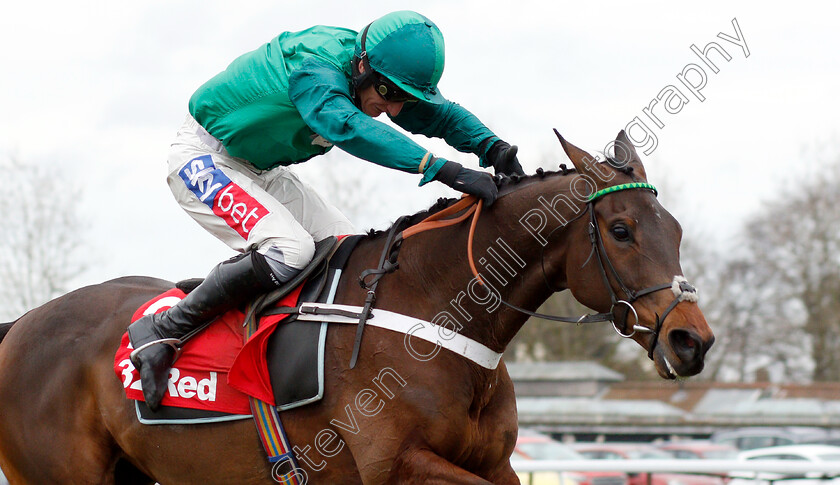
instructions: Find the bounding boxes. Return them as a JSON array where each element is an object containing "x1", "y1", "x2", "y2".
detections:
[{"x1": 130, "y1": 338, "x2": 183, "y2": 362}]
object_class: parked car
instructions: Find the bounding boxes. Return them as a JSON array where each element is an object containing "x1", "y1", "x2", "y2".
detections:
[
  {"x1": 515, "y1": 430, "x2": 628, "y2": 485},
  {"x1": 657, "y1": 440, "x2": 739, "y2": 459},
  {"x1": 710, "y1": 426, "x2": 833, "y2": 451},
  {"x1": 655, "y1": 440, "x2": 738, "y2": 479},
  {"x1": 728, "y1": 444, "x2": 840, "y2": 485},
  {"x1": 570, "y1": 442, "x2": 725, "y2": 485}
]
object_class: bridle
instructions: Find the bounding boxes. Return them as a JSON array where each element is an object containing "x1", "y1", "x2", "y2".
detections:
[
  {"x1": 466, "y1": 181, "x2": 699, "y2": 358},
  {"x1": 578, "y1": 183, "x2": 699, "y2": 357},
  {"x1": 355, "y1": 180, "x2": 699, "y2": 364}
]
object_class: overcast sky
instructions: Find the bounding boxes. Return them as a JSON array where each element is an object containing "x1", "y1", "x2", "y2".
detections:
[{"x1": 2, "y1": 0, "x2": 838, "y2": 287}]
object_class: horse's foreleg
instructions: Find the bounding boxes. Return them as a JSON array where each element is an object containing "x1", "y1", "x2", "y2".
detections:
[{"x1": 386, "y1": 449, "x2": 519, "y2": 485}]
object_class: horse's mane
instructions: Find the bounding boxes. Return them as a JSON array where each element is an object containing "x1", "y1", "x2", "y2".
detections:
[{"x1": 364, "y1": 160, "x2": 637, "y2": 240}]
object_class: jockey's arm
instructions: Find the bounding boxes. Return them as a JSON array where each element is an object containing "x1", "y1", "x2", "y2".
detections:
[
  {"x1": 389, "y1": 99, "x2": 500, "y2": 169},
  {"x1": 288, "y1": 59, "x2": 497, "y2": 186}
]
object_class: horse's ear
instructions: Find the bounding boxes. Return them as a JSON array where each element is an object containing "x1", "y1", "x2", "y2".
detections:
[
  {"x1": 613, "y1": 130, "x2": 648, "y2": 181},
  {"x1": 554, "y1": 129, "x2": 608, "y2": 188}
]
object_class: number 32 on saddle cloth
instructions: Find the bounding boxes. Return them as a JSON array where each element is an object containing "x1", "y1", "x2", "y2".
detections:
[{"x1": 114, "y1": 284, "x2": 304, "y2": 416}]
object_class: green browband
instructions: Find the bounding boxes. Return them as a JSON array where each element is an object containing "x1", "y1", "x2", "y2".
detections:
[{"x1": 587, "y1": 182, "x2": 658, "y2": 202}]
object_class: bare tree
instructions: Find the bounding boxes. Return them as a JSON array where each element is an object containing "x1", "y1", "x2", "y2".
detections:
[
  {"x1": 741, "y1": 167, "x2": 840, "y2": 381},
  {"x1": 0, "y1": 158, "x2": 88, "y2": 320},
  {"x1": 705, "y1": 148, "x2": 840, "y2": 382}
]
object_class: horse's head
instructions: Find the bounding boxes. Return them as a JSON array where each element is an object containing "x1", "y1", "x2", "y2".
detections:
[{"x1": 556, "y1": 130, "x2": 714, "y2": 379}]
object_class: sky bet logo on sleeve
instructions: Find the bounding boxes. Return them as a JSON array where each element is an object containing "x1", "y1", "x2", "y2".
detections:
[{"x1": 179, "y1": 155, "x2": 269, "y2": 240}]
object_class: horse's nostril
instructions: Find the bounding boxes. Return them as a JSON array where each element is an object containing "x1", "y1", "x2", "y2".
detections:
[{"x1": 669, "y1": 329, "x2": 704, "y2": 362}]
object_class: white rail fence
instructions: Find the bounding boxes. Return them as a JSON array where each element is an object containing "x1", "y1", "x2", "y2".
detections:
[{"x1": 512, "y1": 459, "x2": 840, "y2": 475}]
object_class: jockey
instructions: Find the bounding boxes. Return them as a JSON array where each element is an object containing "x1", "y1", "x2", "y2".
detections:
[{"x1": 127, "y1": 10, "x2": 523, "y2": 410}]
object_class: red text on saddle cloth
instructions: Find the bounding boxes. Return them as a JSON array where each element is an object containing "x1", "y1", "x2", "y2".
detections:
[{"x1": 113, "y1": 286, "x2": 302, "y2": 414}]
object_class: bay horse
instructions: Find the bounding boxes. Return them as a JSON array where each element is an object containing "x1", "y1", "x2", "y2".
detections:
[{"x1": 0, "y1": 131, "x2": 713, "y2": 484}]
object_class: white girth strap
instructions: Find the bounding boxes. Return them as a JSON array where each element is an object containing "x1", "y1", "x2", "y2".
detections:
[{"x1": 291, "y1": 303, "x2": 503, "y2": 370}]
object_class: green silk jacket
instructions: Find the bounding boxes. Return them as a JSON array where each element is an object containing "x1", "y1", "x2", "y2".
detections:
[{"x1": 188, "y1": 24, "x2": 499, "y2": 185}]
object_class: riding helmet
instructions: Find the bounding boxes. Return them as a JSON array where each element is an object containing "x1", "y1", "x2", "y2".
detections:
[{"x1": 353, "y1": 11, "x2": 446, "y2": 104}]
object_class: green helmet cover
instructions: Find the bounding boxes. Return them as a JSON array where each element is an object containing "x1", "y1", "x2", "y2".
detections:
[{"x1": 356, "y1": 11, "x2": 445, "y2": 104}]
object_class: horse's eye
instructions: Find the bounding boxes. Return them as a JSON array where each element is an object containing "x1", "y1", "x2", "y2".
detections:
[{"x1": 611, "y1": 224, "x2": 631, "y2": 242}]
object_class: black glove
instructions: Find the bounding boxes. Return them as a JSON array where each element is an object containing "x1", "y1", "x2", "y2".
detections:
[
  {"x1": 486, "y1": 140, "x2": 524, "y2": 176},
  {"x1": 433, "y1": 160, "x2": 498, "y2": 206}
]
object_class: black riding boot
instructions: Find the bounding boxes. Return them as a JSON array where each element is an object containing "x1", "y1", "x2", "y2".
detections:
[{"x1": 127, "y1": 251, "x2": 280, "y2": 411}]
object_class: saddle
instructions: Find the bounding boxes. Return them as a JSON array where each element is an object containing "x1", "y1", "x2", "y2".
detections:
[{"x1": 114, "y1": 235, "x2": 362, "y2": 423}]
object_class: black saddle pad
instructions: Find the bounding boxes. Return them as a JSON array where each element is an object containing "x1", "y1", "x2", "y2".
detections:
[{"x1": 266, "y1": 235, "x2": 361, "y2": 409}]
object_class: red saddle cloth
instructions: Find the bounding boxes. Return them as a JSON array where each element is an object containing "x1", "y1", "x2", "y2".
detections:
[{"x1": 113, "y1": 286, "x2": 303, "y2": 415}]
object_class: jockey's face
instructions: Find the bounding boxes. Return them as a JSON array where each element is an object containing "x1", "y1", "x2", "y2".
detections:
[
  {"x1": 357, "y1": 84, "x2": 406, "y2": 118},
  {"x1": 355, "y1": 60, "x2": 407, "y2": 118}
]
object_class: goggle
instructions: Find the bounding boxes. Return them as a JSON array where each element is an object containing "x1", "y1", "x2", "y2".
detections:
[{"x1": 372, "y1": 73, "x2": 416, "y2": 103}]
